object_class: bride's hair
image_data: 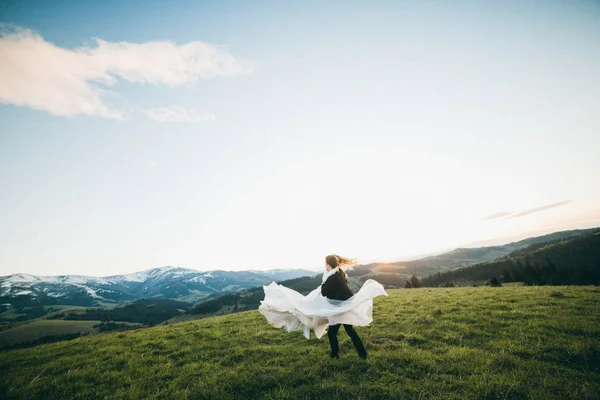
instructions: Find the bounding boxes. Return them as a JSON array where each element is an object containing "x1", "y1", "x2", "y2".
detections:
[{"x1": 325, "y1": 254, "x2": 357, "y2": 269}]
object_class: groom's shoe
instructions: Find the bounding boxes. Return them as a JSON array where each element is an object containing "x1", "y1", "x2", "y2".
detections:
[
  {"x1": 330, "y1": 353, "x2": 339, "y2": 359},
  {"x1": 359, "y1": 352, "x2": 368, "y2": 360}
]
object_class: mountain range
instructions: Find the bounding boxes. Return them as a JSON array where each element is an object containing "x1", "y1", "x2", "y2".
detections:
[{"x1": 0, "y1": 267, "x2": 317, "y2": 316}]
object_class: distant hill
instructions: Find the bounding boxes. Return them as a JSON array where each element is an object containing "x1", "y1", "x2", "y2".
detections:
[
  {"x1": 48, "y1": 298, "x2": 192, "y2": 326},
  {"x1": 0, "y1": 298, "x2": 189, "y2": 350},
  {"x1": 165, "y1": 274, "x2": 324, "y2": 324},
  {"x1": 0, "y1": 267, "x2": 318, "y2": 323},
  {"x1": 351, "y1": 227, "x2": 600, "y2": 281},
  {"x1": 421, "y1": 230, "x2": 600, "y2": 287}
]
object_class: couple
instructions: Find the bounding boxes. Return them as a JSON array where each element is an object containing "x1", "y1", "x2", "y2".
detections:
[{"x1": 259, "y1": 254, "x2": 388, "y2": 359}]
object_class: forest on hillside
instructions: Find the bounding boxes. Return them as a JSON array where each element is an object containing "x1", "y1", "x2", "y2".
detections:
[
  {"x1": 421, "y1": 233, "x2": 600, "y2": 287},
  {"x1": 48, "y1": 299, "x2": 191, "y2": 326}
]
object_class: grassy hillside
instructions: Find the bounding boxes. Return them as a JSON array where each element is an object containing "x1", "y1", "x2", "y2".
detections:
[
  {"x1": 0, "y1": 319, "x2": 145, "y2": 350},
  {"x1": 1, "y1": 286, "x2": 598, "y2": 399},
  {"x1": 0, "y1": 320, "x2": 101, "y2": 349}
]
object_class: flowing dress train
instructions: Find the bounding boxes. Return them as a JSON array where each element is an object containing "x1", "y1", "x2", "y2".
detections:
[{"x1": 258, "y1": 269, "x2": 388, "y2": 339}]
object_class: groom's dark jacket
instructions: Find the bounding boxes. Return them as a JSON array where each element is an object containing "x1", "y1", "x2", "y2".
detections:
[{"x1": 321, "y1": 269, "x2": 354, "y2": 301}]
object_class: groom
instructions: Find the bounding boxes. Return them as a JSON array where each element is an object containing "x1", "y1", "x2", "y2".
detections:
[{"x1": 321, "y1": 255, "x2": 368, "y2": 359}]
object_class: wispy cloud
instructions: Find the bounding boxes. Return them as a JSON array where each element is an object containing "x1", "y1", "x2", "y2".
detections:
[
  {"x1": 144, "y1": 106, "x2": 216, "y2": 123},
  {"x1": 484, "y1": 200, "x2": 572, "y2": 221},
  {"x1": 484, "y1": 212, "x2": 513, "y2": 220},
  {"x1": 0, "y1": 26, "x2": 253, "y2": 119},
  {"x1": 507, "y1": 200, "x2": 571, "y2": 219}
]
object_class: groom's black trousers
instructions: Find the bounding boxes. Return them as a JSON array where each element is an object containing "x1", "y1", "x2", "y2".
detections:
[{"x1": 327, "y1": 324, "x2": 367, "y2": 358}]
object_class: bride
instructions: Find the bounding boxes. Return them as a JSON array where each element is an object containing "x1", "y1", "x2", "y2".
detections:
[{"x1": 259, "y1": 254, "x2": 388, "y2": 359}]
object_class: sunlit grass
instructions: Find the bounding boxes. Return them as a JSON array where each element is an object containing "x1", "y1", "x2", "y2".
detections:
[{"x1": 1, "y1": 286, "x2": 598, "y2": 399}]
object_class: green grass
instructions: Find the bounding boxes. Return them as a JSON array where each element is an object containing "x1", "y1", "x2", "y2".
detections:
[
  {"x1": 0, "y1": 320, "x2": 103, "y2": 347},
  {"x1": 94, "y1": 301, "x2": 120, "y2": 308},
  {"x1": 42, "y1": 305, "x2": 88, "y2": 312},
  {"x1": 1, "y1": 286, "x2": 599, "y2": 399},
  {"x1": 0, "y1": 310, "x2": 26, "y2": 320}
]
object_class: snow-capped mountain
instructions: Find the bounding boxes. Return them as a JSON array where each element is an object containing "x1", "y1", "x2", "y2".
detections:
[{"x1": 0, "y1": 267, "x2": 318, "y2": 308}]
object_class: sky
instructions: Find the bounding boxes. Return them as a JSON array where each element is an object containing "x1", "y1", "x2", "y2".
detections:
[{"x1": 1, "y1": 0, "x2": 599, "y2": 277}]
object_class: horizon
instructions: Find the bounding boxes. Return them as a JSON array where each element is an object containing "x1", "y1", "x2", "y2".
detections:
[
  {"x1": 1, "y1": 1, "x2": 599, "y2": 277},
  {"x1": 3, "y1": 224, "x2": 598, "y2": 278}
]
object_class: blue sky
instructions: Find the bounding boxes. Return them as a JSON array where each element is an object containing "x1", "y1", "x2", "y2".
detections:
[{"x1": 1, "y1": 0, "x2": 599, "y2": 276}]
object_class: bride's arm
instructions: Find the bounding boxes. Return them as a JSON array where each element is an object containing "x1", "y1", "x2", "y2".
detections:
[
  {"x1": 321, "y1": 272, "x2": 342, "y2": 297},
  {"x1": 321, "y1": 275, "x2": 332, "y2": 297}
]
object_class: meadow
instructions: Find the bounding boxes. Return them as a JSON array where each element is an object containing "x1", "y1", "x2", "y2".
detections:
[
  {"x1": 0, "y1": 319, "x2": 101, "y2": 347},
  {"x1": 1, "y1": 285, "x2": 598, "y2": 399},
  {"x1": 0, "y1": 319, "x2": 145, "y2": 350}
]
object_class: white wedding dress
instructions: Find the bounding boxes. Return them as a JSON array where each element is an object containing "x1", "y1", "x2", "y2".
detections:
[{"x1": 258, "y1": 267, "x2": 388, "y2": 339}]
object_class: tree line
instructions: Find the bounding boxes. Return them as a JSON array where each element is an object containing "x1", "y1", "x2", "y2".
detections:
[{"x1": 421, "y1": 233, "x2": 600, "y2": 287}]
